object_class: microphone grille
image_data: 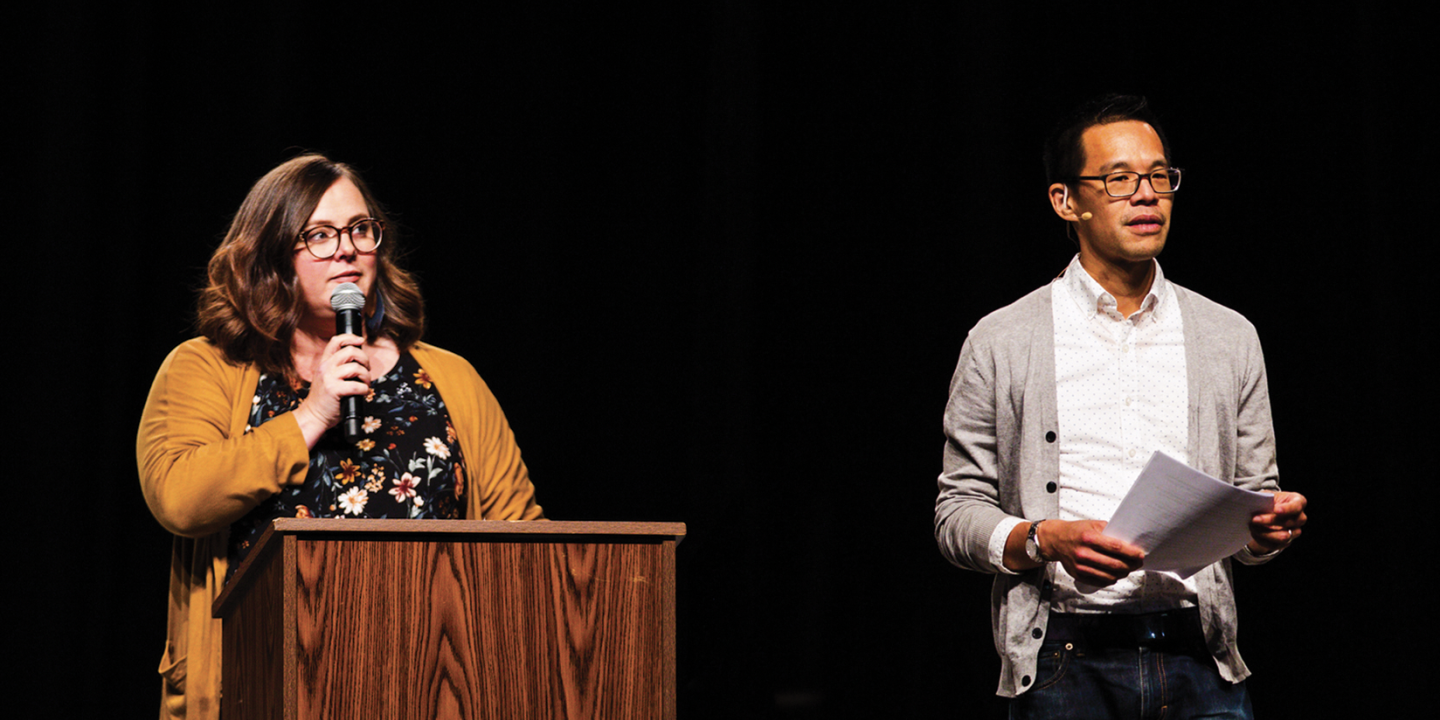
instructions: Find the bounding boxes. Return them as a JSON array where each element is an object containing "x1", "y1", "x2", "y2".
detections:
[{"x1": 330, "y1": 282, "x2": 366, "y2": 312}]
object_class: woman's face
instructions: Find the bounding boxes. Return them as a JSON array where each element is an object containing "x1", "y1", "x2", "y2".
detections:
[{"x1": 293, "y1": 176, "x2": 378, "y2": 331}]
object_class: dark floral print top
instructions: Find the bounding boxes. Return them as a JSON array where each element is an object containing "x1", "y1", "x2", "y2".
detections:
[{"x1": 227, "y1": 352, "x2": 465, "y2": 577}]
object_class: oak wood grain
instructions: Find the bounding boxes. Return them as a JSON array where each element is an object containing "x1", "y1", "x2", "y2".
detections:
[{"x1": 218, "y1": 520, "x2": 681, "y2": 720}]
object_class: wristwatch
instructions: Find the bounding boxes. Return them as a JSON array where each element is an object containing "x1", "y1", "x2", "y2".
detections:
[{"x1": 1024, "y1": 520, "x2": 1049, "y2": 564}]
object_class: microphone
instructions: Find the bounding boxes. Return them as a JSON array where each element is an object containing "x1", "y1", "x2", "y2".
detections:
[
  {"x1": 330, "y1": 282, "x2": 366, "y2": 443},
  {"x1": 1080, "y1": 212, "x2": 1093, "y2": 220}
]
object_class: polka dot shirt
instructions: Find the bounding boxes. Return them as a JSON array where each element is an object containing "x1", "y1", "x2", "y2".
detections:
[{"x1": 1049, "y1": 255, "x2": 1196, "y2": 612}]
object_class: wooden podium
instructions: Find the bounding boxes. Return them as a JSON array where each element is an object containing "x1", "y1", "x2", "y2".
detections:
[{"x1": 213, "y1": 519, "x2": 685, "y2": 720}]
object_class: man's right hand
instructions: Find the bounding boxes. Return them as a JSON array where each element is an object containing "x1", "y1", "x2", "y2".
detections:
[{"x1": 1039, "y1": 520, "x2": 1145, "y2": 586}]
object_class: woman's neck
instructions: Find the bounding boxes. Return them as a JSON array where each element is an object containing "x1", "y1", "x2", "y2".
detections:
[
  {"x1": 290, "y1": 323, "x2": 334, "y2": 383},
  {"x1": 290, "y1": 322, "x2": 400, "y2": 384}
]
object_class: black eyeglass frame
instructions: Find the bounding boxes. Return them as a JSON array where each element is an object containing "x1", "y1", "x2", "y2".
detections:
[
  {"x1": 295, "y1": 218, "x2": 385, "y2": 259},
  {"x1": 1070, "y1": 168, "x2": 1183, "y2": 198}
]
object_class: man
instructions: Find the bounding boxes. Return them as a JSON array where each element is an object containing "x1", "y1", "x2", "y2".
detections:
[{"x1": 933, "y1": 95, "x2": 1306, "y2": 719}]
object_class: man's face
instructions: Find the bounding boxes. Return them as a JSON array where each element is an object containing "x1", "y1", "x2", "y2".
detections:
[{"x1": 1068, "y1": 120, "x2": 1173, "y2": 271}]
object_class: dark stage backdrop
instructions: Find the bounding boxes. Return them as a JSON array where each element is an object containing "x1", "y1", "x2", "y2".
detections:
[{"x1": 12, "y1": 4, "x2": 1426, "y2": 718}]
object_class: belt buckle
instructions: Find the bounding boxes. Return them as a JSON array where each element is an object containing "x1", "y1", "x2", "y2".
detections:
[{"x1": 1135, "y1": 612, "x2": 1171, "y2": 646}]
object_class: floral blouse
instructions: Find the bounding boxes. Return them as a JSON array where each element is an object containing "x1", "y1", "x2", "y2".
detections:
[{"x1": 227, "y1": 352, "x2": 465, "y2": 575}]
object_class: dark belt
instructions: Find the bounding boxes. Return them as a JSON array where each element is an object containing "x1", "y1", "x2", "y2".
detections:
[{"x1": 1045, "y1": 608, "x2": 1207, "y2": 654}]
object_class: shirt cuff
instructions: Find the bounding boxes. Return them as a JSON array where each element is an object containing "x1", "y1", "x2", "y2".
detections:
[{"x1": 989, "y1": 516, "x2": 1028, "y2": 575}]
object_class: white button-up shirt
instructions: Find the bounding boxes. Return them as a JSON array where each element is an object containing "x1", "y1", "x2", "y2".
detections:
[{"x1": 988, "y1": 255, "x2": 1197, "y2": 612}]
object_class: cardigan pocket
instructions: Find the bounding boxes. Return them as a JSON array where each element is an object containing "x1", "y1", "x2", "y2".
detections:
[{"x1": 158, "y1": 641, "x2": 187, "y2": 716}]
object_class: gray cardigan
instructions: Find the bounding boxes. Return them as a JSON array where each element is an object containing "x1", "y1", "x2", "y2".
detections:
[{"x1": 934, "y1": 278, "x2": 1282, "y2": 697}]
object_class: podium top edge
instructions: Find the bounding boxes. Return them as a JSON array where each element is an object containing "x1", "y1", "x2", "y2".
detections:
[
  {"x1": 215, "y1": 519, "x2": 686, "y2": 617},
  {"x1": 268, "y1": 518, "x2": 686, "y2": 540}
]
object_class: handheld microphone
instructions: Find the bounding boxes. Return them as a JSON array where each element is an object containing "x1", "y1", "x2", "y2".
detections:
[{"x1": 330, "y1": 282, "x2": 366, "y2": 443}]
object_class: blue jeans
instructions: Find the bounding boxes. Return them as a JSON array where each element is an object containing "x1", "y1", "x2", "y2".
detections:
[{"x1": 1009, "y1": 613, "x2": 1254, "y2": 720}]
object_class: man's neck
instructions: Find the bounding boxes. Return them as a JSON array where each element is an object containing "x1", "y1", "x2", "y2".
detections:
[{"x1": 1077, "y1": 254, "x2": 1155, "y2": 317}]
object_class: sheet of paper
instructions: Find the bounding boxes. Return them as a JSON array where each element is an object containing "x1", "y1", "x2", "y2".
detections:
[{"x1": 1102, "y1": 451, "x2": 1274, "y2": 578}]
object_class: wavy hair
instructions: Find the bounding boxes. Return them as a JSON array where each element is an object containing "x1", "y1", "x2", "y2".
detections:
[{"x1": 196, "y1": 154, "x2": 424, "y2": 377}]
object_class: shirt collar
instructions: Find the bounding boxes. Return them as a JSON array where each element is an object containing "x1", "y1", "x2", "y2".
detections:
[{"x1": 1061, "y1": 254, "x2": 1169, "y2": 320}]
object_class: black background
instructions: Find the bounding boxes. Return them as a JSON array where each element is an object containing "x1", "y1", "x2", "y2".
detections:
[{"x1": 12, "y1": 3, "x2": 1428, "y2": 717}]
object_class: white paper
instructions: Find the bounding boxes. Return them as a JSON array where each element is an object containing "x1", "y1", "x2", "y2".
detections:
[{"x1": 1102, "y1": 451, "x2": 1274, "y2": 578}]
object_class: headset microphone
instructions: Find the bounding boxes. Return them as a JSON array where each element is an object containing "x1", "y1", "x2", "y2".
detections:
[{"x1": 1062, "y1": 186, "x2": 1092, "y2": 221}]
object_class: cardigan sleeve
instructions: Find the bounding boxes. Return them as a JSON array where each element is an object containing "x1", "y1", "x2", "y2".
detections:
[
  {"x1": 935, "y1": 333, "x2": 1013, "y2": 574},
  {"x1": 1230, "y1": 322, "x2": 1284, "y2": 566},
  {"x1": 1230, "y1": 322, "x2": 1279, "y2": 494},
  {"x1": 137, "y1": 339, "x2": 311, "y2": 538}
]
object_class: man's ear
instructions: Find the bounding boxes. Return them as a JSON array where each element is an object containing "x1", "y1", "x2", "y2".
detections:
[{"x1": 1049, "y1": 183, "x2": 1078, "y2": 222}]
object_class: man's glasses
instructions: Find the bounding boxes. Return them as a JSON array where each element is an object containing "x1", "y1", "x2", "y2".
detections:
[{"x1": 1072, "y1": 168, "x2": 1182, "y2": 198}]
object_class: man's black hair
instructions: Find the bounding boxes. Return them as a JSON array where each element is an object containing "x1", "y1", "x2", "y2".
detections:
[{"x1": 1043, "y1": 94, "x2": 1172, "y2": 188}]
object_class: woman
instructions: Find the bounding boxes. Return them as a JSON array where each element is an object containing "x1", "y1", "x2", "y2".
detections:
[{"x1": 137, "y1": 155, "x2": 543, "y2": 720}]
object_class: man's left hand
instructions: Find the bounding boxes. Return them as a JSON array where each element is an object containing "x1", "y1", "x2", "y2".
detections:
[{"x1": 1248, "y1": 491, "x2": 1307, "y2": 554}]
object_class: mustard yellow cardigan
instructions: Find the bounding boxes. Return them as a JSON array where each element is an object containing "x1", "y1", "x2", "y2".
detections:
[{"x1": 137, "y1": 338, "x2": 543, "y2": 720}]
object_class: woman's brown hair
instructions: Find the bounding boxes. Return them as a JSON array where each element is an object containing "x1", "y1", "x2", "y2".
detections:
[{"x1": 196, "y1": 154, "x2": 424, "y2": 377}]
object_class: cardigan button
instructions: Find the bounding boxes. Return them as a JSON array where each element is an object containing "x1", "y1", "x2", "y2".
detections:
[
  {"x1": 1021, "y1": 675, "x2": 1032, "y2": 687},
  {"x1": 1046, "y1": 482, "x2": 1057, "y2": 493},
  {"x1": 1032, "y1": 627, "x2": 1043, "y2": 639},
  {"x1": 1045, "y1": 431, "x2": 1056, "y2": 443}
]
